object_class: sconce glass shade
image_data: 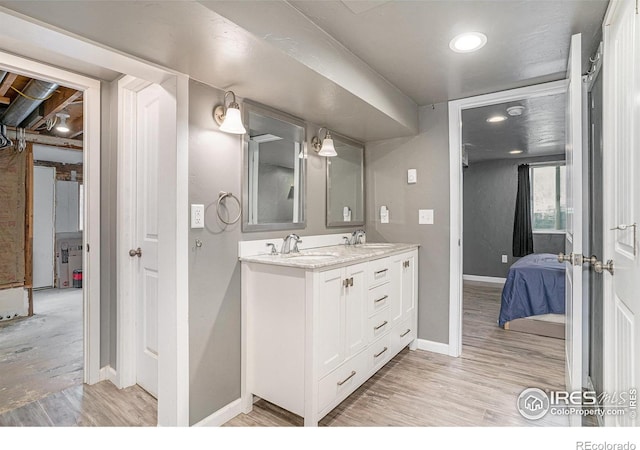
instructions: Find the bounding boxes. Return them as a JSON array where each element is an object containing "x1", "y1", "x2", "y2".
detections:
[
  {"x1": 219, "y1": 106, "x2": 247, "y2": 135},
  {"x1": 318, "y1": 137, "x2": 337, "y2": 157}
]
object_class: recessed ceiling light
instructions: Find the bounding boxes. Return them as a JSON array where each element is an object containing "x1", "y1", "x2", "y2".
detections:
[
  {"x1": 507, "y1": 105, "x2": 525, "y2": 116},
  {"x1": 486, "y1": 115, "x2": 507, "y2": 123},
  {"x1": 449, "y1": 32, "x2": 487, "y2": 53},
  {"x1": 509, "y1": 149, "x2": 523, "y2": 154}
]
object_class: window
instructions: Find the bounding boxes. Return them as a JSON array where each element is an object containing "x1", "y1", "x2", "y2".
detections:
[{"x1": 530, "y1": 164, "x2": 566, "y2": 232}]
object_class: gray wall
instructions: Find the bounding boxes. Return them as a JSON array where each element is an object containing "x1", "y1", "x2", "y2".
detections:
[
  {"x1": 188, "y1": 79, "x2": 361, "y2": 425},
  {"x1": 463, "y1": 156, "x2": 566, "y2": 278},
  {"x1": 365, "y1": 103, "x2": 450, "y2": 345},
  {"x1": 99, "y1": 80, "x2": 117, "y2": 368}
]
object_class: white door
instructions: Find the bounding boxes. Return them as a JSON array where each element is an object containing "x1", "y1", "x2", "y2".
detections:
[
  {"x1": 33, "y1": 166, "x2": 55, "y2": 289},
  {"x1": 318, "y1": 267, "x2": 345, "y2": 377},
  {"x1": 134, "y1": 84, "x2": 165, "y2": 397},
  {"x1": 344, "y1": 263, "x2": 367, "y2": 356},
  {"x1": 563, "y1": 33, "x2": 584, "y2": 416},
  {"x1": 602, "y1": 0, "x2": 639, "y2": 426}
]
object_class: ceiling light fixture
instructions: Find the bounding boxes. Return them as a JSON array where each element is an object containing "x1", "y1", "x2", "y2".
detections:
[
  {"x1": 509, "y1": 149, "x2": 523, "y2": 154},
  {"x1": 507, "y1": 105, "x2": 525, "y2": 116},
  {"x1": 55, "y1": 112, "x2": 70, "y2": 133},
  {"x1": 486, "y1": 115, "x2": 507, "y2": 123},
  {"x1": 311, "y1": 128, "x2": 337, "y2": 157},
  {"x1": 449, "y1": 32, "x2": 487, "y2": 53},
  {"x1": 213, "y1": 90, "x2": 247, "y2": 135}
]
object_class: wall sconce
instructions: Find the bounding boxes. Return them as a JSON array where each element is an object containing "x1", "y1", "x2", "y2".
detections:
[
  {"x1": 213, "y1": 91, "x2": 247, "y2": 135},
  {"x1": 311, "y1": 127, "x2": 337, "y2": 157}
]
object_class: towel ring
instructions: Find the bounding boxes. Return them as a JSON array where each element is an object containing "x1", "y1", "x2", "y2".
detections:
[{"x1": 216, "y1": 191, "x2": 241, "y2": 225}]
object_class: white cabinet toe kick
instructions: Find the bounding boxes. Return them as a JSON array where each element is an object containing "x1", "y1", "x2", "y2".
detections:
[{"x1": 240, "y1": 248, "x2": 418, "y2": 426}]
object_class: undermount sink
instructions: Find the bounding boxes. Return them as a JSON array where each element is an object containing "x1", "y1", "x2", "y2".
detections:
[
  {"x1": 355, "y1": 243, "x2": 395, "y2": 248},
  {"x1": 286, "y1": 252, "x2": 339, "y2": 261}
]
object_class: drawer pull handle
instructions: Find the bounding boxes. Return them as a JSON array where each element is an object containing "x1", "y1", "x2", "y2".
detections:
[
  {"x1": 337, "y1": 370, "x2": 357, "y2": 386},
  {"x1": 374, "y1": 320, "x2": 388, "y2": 331},
  {"x1": 374, "y1": 269, "x2": 388, "y2": 276},
  {"x1": 400, "y1": 329, "x2": 411, "y2": 338},
  {"x1": 374, "y1": 295, "x2": 388, "y2": 304},
  {"x1": 374, "y1": 347, "x2": 388, "y2": 358}
]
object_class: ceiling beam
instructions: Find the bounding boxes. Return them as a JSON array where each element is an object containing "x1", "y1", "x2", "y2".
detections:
[
  {"x1": 0, "y1": 96, "x2": 9, "y2": 105},
  {"x1": 0, "y1": 72, "x2": 17, "y2": 96},
  {"x1": 67, "y1": 115, "x2": 83, "y2": 138},
  {"x1": 30, "y1": 87, "x2": 82, "y2": 131},
  {"x1": 6, "y1": 125, "x2": 82, "y2": 149}
]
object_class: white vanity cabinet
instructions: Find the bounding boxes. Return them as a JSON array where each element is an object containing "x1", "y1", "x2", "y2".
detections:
[{"x1": 240, "y1": 246, "x2": 418, "y2": 426}]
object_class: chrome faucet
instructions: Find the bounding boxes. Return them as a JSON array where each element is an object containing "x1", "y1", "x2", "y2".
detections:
[
  {"x1": 350, "y1": 229, "x2": 366, "y2": 245},
  {"x1": 281, "y1": 234, "x2": 302, "y2": 254}
]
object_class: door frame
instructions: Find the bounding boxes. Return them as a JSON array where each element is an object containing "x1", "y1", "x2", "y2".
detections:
[
  {"x1": 447, "y1": 80, "x2": 568, "y2": 357},
  {"x1": 0, "y1": 50, "x2": 102, "y2": 385},
  {"x1": 116, "y1": 74, "x2": 191, "y2": 426},
  {"x1": 0, "y1": 9, "x2": 190, "y2": 426}
]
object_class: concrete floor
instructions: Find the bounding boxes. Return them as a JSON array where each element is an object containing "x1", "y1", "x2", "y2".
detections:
[{"x1": 0, "y1": 288, "x2": 83, "y2": 414}]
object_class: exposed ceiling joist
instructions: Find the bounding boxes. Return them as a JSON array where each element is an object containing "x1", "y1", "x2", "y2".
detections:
[
  {"x1": 0, "y1": 72, "x2": 17, "y2": 96},
  {"x1": 0, "y1": 96, "x2": 9, "y2": 105},
  {"x1": 5, "y1": 125, "x2": 82, "y2": 149},
  {"x1": 30, "y1": 87, "x2": 82, "y2": 130}
]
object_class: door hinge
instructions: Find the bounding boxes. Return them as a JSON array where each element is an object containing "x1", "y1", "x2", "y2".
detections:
[{"x1": 86, "y1": 243, "x2": 90, "y2": 253}]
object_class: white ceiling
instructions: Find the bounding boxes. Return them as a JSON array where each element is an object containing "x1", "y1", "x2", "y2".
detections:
[{"x1": 0, "y1": 1, "x2": 609, "y2": 143}]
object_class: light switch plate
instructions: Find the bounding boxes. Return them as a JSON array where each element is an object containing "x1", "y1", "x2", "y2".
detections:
[
  {"x1": 380, "y1": 205, "x2": 389, "y2": 224},
  {"x1": 419, "y1": 209, "x2": 434, "y2": 225},
  {"x1": 407, "y1": 169, "x2": 417, "y2": 184},
  {"x1": 502, "y1": 254, "x2": 508, "y2": 263},
  {"x1": 191, "y1": 204, "x2": 205, "y2": 229}
]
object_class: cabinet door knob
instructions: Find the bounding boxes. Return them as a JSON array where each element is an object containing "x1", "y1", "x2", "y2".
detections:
[{"x1": 129, "y1": 247, "x2": 142, "y2": 257}]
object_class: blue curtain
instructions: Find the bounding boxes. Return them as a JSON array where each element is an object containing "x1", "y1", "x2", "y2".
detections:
[{"x1": 512, "y1": 164, "x2": 534, "y2": 257}]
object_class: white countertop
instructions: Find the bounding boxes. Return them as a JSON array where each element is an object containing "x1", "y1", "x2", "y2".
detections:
[{"x1": 239, "y1": 243, "x2": 419, "y2": 270}]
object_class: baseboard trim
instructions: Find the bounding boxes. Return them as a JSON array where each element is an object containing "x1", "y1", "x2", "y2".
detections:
[
  {"x1": 193, "y1": 398, "x2": 242, "y2": 427},
  {"x1": 415, "y1": 338, "x2": 451, "y2": 356},
  {"x1": 98, "y1": 365, "x2": 118, "y2": 385},
  {"x1": 463, "y1": 274, "x2": 506, "y2": 285}
]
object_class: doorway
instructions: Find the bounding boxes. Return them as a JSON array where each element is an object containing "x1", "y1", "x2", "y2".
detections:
[{"x1": 0, "y1": 59, "x2": 99, "y2": 414}]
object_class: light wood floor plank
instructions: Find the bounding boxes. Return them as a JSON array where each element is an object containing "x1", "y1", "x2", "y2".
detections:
[{"x1": 225, "y1": 281, "x2": 567, "y2": 427}]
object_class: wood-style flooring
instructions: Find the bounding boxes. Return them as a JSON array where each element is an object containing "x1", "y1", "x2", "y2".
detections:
[
  {"x1": 1, "y1": 281, "x2": 567, "y2": 426},
  {"x1": 0, "y1": 288, "x2": 157, "y2": 426},
  {"x1": 225, "y1": 281, "x2": 568, "y2": 426}
]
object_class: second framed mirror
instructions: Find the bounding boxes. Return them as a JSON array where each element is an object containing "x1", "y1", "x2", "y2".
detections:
[{"x1": 326, "y1": 133, "x2": 365, "y2": 227}]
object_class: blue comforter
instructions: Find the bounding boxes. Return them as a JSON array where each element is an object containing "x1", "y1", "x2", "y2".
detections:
[{"x1": 498, "y1": 253, "x2": 565, "y2": 326}]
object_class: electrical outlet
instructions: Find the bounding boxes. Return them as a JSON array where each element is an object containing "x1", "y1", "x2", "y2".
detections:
[
  {"x1": 502, "y1": 254, "x2": 508, "y2": 263},
  {"x1": 407, "y1": 169, "x2": 417, "y2": 184},
  {"x1": 191, "y1": 204, "x2": 205, "y2": 229}
]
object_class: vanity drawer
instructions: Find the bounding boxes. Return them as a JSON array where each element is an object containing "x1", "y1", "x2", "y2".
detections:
[
  {"x1": 368, "y1": 257, "x2": 391, "y2": 288},
  {"x1": 368, "y1": 282, "x2": 391, "y2": 317},
  {"x1": 318, "y1": 350, "x2": 367, "y2": 413},
  {"x1": 368, "y1": 333, "x2": 392, "y2": 371},
  {"x1": 391, "y1": 318, "x2": 416, "y2": 354},
  {"x1": 368, "y1": 307, "x2": 391, "y2": 343}
]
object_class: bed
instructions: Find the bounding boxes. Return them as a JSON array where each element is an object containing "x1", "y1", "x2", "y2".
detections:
[{"x1": 498, "y1": 253, "x2": 565, "y2": 338}]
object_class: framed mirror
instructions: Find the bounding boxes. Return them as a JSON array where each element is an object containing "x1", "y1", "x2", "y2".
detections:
[
  {"x1": 326, "y1": 134, "x2": 365, "y2": 227},
  {"x1": 242, "y1": 101, "x2": 306, "y2": 232}
]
